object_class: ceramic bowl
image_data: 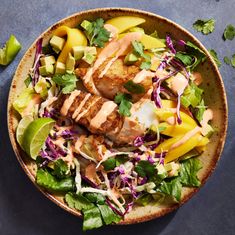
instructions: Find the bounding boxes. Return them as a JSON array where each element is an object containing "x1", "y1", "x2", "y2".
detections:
[{"x1": 7, "y1": 8, "x2": 228, "y2": 224}]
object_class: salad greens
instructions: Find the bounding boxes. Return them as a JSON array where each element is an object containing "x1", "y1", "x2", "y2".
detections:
[
  {"x1": 124, "y1": 80, "x2": 145, "y2": 94},
  {"x1": 209, "y1": 49, "x2": 221, "y2": 67},
  {"x1": 223, "y1": 24, "x2": 235, "y2": 41}
]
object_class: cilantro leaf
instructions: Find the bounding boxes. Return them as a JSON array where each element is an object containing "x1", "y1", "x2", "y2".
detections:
[
  {"x1": 102, "y1": 155, "x2": 128, "y2": 171},
  {"x1": 224, "y1": 56, "x2": 231, "y2": 65},
  {"x1": 175, "y1": 52, "x2": 194, "y2": 66},
  {"x1": 81, "y1": 18, "x2": 110, "y2": 48},
  {"x1": 132, "y1": 40, "x2": 151, "y2": 69},
  {"x1": 158, "y1": 177, "x2": 182, "y2": 202},
  {"x1": 186, "y1": 41, "x2": 207, "y2": 70},
  {"x1": 97, "y1": 204, "x2": 121, "y2": 225},
  {"x1": 134, "y1": 160, "x2": 156, "y2": 178},
  {"x1": 124, "y1": 80, "x2": 145, "y2": 94},
  {"x1": 65, "y1": 192, "x2": 95, "y2": 211},
  {"x1": 83, "y1": 207, "x2": 103, "y2": 231},
  {"x1": 52, "y1": 73, "x2": 77, "y2": 94},
  {"x1": 209, "y1": 49, "x2": 221, "y2": 67},
  {"x1": 36, "y1": 168, "x2": 75, "y2": 193},
  {"x1": 193, "y1": 19, "x2": 215, "y2": 35},
  {"x1": 223, "y1": 24, "x2": 235, "y2": 40},
  {"x1": 52, "y1": 159, "x2": 70, "y2": 179},
  {"x1": 114, "y1": 93, "x2": 132, "y2": 117},
  {"x1": 180, "y1": 158, "x2": 202, "y2": 187}
]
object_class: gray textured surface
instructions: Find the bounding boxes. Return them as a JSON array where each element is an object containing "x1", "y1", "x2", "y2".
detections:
[{"x1": 0, "y1": 0, "x2": 235, "y2": 234}]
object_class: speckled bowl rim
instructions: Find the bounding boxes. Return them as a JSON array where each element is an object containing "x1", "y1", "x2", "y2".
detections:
[{"x1": 7, "y1": 7, "x2": 228, "y2": 225}]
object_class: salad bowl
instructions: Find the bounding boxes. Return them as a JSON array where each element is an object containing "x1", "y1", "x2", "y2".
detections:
[{"x1": 7, "y1": 8, "x2": 227, "y2": 226}]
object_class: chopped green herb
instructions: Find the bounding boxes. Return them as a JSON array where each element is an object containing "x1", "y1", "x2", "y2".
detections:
[
  {"x1": 52, "y1": 159, "x2": 70, "y2": 179},
  {"x1": 81, "y1": 18, "x2": 110, "y2": 48},
  {"x1": 52, "y1": 73, "x2": 77, "y2": 94},
  {"x1": 124, "y1": 80, "x2": 145, "y2": 94},
  {"x1": 180, "y1": 158, "x2": 202, "y2": 187},
  {"x1": 223, "y1": 24, "x2": 235, "y2": 40},
  {"x1": 114, "y1": 93, "x2": 132, "y2": 117},
  {"x1": 193, "y1": 19, "x2": 215, "y2": 35},
  {"x1": 224, "y1": 56, "x2": 231, "y2": 65},
  {"x1": 84, "y1": 193, "x2": 106, "y2": 205},
  {"x1": 209, "y1": 49, "x2": 221, "y2": 67},
  {"x1": 175, "y1": 52, "x2": 194, "y2": 66},
  {"x1": 36, "y1": 168, "x2": 75, "y2": 193},
  {"x1": 102, "y1": 157, "x2": 116, "y2": 171},
  {"x1": 193, "y1": 99, "x2": 206, "y2": 122},
  {"x1": 140, "y1": 61, "x2": 151, "y2": 70},
  {"x1": 186, "y1": 41, "x2": 206, "y2": 70},
  {"x1": 134, "y1": 160, "x2": 156, "y2": 178}
]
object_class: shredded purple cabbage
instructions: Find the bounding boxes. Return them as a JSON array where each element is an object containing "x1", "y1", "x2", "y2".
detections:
[
  {"x1": 178, "y1": 39, "x2": 186, "y2": 47},
  {"x1": 147, "y1": 155, "x2": 155, "y2": 164},
  {"x1": 81, "y1": 175, "x2": 98, "y2": 188},
  {"x1": 106, "y1": 199, "x2": 124, "y2": 217},
  {"x1": 170, "y1": 58, "x2": 190, "y2": 79},
  {"x1": 32, "y1": 38, "x2": 43, "y2": 86},
  {"x1": 155, "y1": 152, "x2": 167, "y2": 165},
  {"x1": 166, "y1": 34, "x2": 176, "y2": 54},
  {"x1": 133, "y1": 131, "x2": 157, "y2": 147}
]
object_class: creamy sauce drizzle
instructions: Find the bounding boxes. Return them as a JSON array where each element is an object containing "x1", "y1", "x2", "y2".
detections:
[
  {"x1": 75, "y1": 97, "x2": 101, "y2": 122},
  {"x1": 132, "y1": 69, "x2": 155, "y2": 83},
  {"x1": 72, "y1": 93, "x2": 91, "y2": 119},
  {"x1": 200, "y1": 109, "x2": 213, "y2": 135},
  {"x1": 90, "y1": 101, "x2": 117, "y2": 129},
  {"x1": 60, "y1": 90, "x2": 81, "y2": 116},
  {"x1": 99, "y1": 32, "x2": 142, "y2": 78},
  {"x1": 104, "y1": 24, "x2": 118, "y2": 39}
]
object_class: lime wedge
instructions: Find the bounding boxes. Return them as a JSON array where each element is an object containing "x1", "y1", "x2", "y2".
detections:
[
  {"x1": 16, "y1": 115, "x2": 34, "y2": 149},
  {"x1": 22, "y1": 118, "x2": 55, "y2": 160}
]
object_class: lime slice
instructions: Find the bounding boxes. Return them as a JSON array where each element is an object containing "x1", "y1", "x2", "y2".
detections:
[
  {"x1": 22, "y1": 117, "x2": 55, "y2": 160},
  {"x1": 16, "y1": 115, "x2": 34, "y2": 149}
]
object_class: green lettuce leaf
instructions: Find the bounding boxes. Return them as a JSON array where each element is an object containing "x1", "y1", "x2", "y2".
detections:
[
  {"x1": 158, "y1": 177, "x2": 182, "y2": 202},
  {"x1": 180, "y1": 158, "x2": 202, "y2": 187},
  {"x1": 97, "y1": 204, "x2": 121, "y2": 225},
  {"x1": 194, "y1": 99, "x2": 206, "y2": 122},
  {"x1": 64, "y1": 192, "x2": 94, "y2": 211},
  {"x1": 83, "y1": 207, "x2": 103, "y2": 231},
  {"x1": 84, "y1": 192, "x2": 106, "y2": 205},
  {"x1": 36, "y1": 168, "x2": 75, "y2": 193}
]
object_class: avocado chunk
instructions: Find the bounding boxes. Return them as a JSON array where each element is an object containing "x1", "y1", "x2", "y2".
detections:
[
  {"x1": 40, "y1": 55, "x2": 56, "y2": 66},
  {"x1": 124, "y1": 53, "x2": 138, "y2": 65},
  {"x1": 66, "y1": 53, "x2": 75, "y2": 73},
  {"x1": 82, "y1": 47, "x2": 97, "y2": 64},
  {"x1": 50, "y1": 36, "x2": 65, "y2": 54},
  {"x1": 72, "y1": 46, "x2": 85, "y2": 60},
  {"x1": 164, "y1": 162, "x2": 180, "y2": 177},
  {"x1": 55, "y1": 61, "x2": 66, "y2": 74},
  {"x1": 39, "y1": 64, "x2": 54, "y2": 76}
]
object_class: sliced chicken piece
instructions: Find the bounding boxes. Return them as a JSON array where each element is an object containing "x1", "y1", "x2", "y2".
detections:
[
  {"x1": 75, "y1": 57, "x2": 153, "y2": 102},
  {"x1": 54, "y1": 90, "x2": 146, "y2": 145}
]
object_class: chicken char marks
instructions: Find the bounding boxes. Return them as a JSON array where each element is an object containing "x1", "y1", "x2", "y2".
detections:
[{"x1": 57, "y1": 90, "x2": 123, "y2": 136}]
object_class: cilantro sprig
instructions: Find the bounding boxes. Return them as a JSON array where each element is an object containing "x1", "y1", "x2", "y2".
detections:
[
  {"x1": 81, "y1": 18, "x2": 110, "y2": 48},
  {"x1": 223, "y1": 24, "x2": 235, "y2": 41},
  {"x1": 114, "y1": 93, "x2": 132, "y2": 117},
  {"x1": 52, "y1": 73, "x2": 77, "y2": 94},
  {"x1": 193, "y1": 19, "x2": 215, "y2": 35},
  {"x1": 209, "y1": 49, "x2": 221, "y2": 67},
  {"x1": 132, "y1": 40, "x2": 152, "y2": 70}
]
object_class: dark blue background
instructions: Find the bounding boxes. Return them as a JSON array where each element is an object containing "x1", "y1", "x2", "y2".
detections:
[{"x1": 0, "y1": 1, "x2": 235, "y2": 234}]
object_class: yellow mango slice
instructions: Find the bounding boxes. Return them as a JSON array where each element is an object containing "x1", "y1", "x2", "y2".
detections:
[
  {"x1": 53, "y1": 26, "x2": 87, "y2": 63},
  {"x1": 158, "y1": 122, "x2": 194, "y2": 137},
  {"x1": 106, "y1": 16, "x2": 146, "y2": 33},
  {"x1": 164, "y1": 133, "x2": 202, "y2": 163},
  {"x1": 155, "y1": 135, "x2": 183, "y2": 153},
  {"x1": 161, "y1": 99, "x2": 176, "y2": 109},
  {"x1": 155, "y1": 109, "x2": 197, "y2": 127},
  {"x1": 197, "y1": 136, "x2": 209, "y2": 146},
  {"x1": 140, "y1": 34, "x2": 165, "y2": 49}
]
